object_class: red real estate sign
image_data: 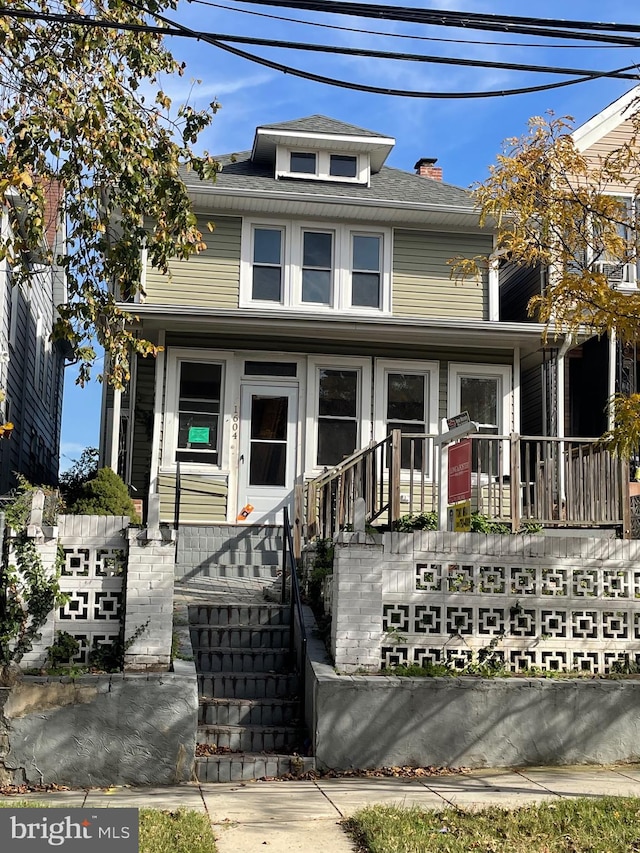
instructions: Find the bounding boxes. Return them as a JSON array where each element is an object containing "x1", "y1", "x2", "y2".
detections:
[{"x1": 448, "y1": 438, "x2": 472, "y2": 503}]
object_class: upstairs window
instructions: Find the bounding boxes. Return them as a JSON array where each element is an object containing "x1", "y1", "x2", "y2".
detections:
[
  {"x1": 252, "y1": 227, "x2": 283, "y2": 302},
  {"x1": 241, "y1": 219, "x2": 391, "y2": 313},
  {"x1": 351, "y1": 234, "x2": 381, "y2": 308},
  {"x1": 290, "y1": 152, "x2": 316, "y2": 174},
  {"x1": 302, "y1": 231, "x2": 333, "y2": 304}
]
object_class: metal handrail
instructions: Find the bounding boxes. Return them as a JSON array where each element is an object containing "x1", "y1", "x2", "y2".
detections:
[{"x1": 282, "y1": 506, "x2": 307, "y2": 708}]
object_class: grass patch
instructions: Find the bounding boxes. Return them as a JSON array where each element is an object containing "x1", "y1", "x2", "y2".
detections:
[
  {"x1": 140, "y1": 808, "x2": 217, "y2": 853},
  {"x1": 0, "y1": 802, "x2": 217, "y2": 853},
  {"x1": 346, "y1": 797, "x2": 640, "y2": 853}
]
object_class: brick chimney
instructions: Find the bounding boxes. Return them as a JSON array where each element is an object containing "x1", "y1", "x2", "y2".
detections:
[{"x1": 414, "y1": 157, "x2": 442, "y2": 181}]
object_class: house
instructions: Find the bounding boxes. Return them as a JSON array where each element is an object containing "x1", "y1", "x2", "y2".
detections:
[
  {"x1": 0, "y1": 180, "x2": 66, "y2": 492},
  {"x1": 501, "y1": 86, "x2": 640, "y2": 443},
  {"x1": 101, "y1": 114, "x2": 559, "y2": 529}
]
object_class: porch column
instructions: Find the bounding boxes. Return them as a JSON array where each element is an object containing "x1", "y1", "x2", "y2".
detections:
[{"x1": 148, "y1": 330, "x2": 166, "y2": 505}]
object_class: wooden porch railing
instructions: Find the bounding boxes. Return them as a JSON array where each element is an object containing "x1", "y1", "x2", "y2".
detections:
[{"x1": 304, "y1": 431, "x2": 629, "y2": 540}]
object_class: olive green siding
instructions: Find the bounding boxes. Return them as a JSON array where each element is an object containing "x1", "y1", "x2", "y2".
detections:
[
  {"x1": 144, "y1": 215, "x2": 241, "y2": 308},
  {"x1": 393, "y1": 229, "x2": 491, "y2": 319},
  {"x1": 130, "y1": 355, "x2": 156, "y2": 497},
  {"x1": 159, "y1": 472, "x2": 228, "y2": 524}
]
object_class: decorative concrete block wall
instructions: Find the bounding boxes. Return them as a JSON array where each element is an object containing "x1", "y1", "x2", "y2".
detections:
[
  {"x1": 332, "y1": 531, "x2": 640, "y2": 674},
  {"x1": 16, "y1": 496, "x2": 176, "y2": 671}
]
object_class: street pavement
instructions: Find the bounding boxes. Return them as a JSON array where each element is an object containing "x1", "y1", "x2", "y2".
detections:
[{"x1": 6, "y1": 764, "x2": 640, "y2": 852}]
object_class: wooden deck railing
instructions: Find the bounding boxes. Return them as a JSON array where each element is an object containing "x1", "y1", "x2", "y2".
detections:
[{"x1": 304, "y1": 431, "x2": 629, "y2": 540}]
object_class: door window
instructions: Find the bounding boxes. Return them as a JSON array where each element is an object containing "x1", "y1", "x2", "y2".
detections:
[{"x1": 249, "y1": 395, "x2": 288, "y2": 486}]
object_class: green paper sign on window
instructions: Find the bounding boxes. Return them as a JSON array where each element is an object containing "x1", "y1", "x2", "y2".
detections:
[{"x1": 188, "y1": 426, "x2": 210, "y2": 444}]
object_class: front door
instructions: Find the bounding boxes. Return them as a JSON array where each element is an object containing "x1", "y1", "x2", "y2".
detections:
[{"x1": 238, "y1": 384, "x2": 298, "y2": 524}]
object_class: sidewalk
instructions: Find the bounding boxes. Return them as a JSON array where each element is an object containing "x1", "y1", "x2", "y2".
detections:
[{"x1": 6, "y1": 765, "x2": 640, "y2": 852}]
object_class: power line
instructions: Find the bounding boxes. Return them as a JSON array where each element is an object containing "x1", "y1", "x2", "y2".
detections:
[
  {"x1": 186, "y1": 0, "x2": 634, "y2": 50},
  {"x1": 5, "y1": 8, "x2": 639, "y2": 80},
  {"x1": 120, "y1": 0, "x2": 640, "y2": 98},
  {"x1": 224, "y1": 0, "x2": 640, "y2": 46}
]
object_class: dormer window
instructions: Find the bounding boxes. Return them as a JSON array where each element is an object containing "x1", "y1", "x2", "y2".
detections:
[
  {"x1": 330, "y1": 155, "x2": 357, "y2": 178},
  {"x1": 275, "y1": 146, "x2": 369, "y2": 185},
  {"x1": 290, "y1": 151, "x2": 316, "y2": 174}
]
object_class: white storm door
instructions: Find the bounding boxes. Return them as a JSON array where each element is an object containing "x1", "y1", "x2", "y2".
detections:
[{"x1": 238, "y1": 384, "x2": 298, "y2": 523}]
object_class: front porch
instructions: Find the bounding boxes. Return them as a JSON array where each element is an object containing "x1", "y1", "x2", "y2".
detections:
[{"x1": 305, "y1": 431, "x2": 630, "y2": 541}]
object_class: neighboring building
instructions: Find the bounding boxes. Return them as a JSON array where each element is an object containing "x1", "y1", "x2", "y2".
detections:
[
  {"x1": 0, "y1": 181, "x2": 66, "y2": 492},
  {"x1": 501, "y1": 86, "x2": 640, "y2": 441},
  {"x1": 102, "y1": 115, "x2": 554, "y2": 525}
]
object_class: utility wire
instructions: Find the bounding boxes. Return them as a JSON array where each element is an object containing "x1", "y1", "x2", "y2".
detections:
[
  {"x1": 224, "y1": 0, "x2": 640, "y2": 46},
  {"x1": 186, "y1": 0, "x2": 635, "y2": 50},
  {"x1": 120, "y1": 0, "x2": 640, "y2": 98},
  {"x1": 5, "y1": 8, "x2": 639, "y2": 80}
]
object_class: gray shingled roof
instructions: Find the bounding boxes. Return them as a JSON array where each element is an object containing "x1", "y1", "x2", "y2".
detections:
[
  {"x1": 190, "y1": 151, "x2": 472, "y2": 209},
  {"x1": 257, "y1": 115, "x2": 388, "y2": 139}
]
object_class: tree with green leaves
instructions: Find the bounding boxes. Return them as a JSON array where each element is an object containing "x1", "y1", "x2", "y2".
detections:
[
  {"x1": 1, "y1": 1, "x2": 219, "y2": 389},
  {"x1": 453, "y1": 109, "x2": 640, "y2": 455}
]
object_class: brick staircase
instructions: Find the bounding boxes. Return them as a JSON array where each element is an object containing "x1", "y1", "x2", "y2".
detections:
[{"x1": 189, "y1": 597, "x2": 314, "y2": 782}]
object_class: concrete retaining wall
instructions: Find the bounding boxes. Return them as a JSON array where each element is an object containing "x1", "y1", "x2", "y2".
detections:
[
  {"x1": 307, "y1": 634, "x2": 640, "y2": 770},
  {"x1": 0, "y1": 664, "x2": 198, "y2": 787}
]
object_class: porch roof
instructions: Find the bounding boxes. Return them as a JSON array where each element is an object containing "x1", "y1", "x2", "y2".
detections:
[{"x1": 123, "y1": 304, "x2": 552, "y2": 356}]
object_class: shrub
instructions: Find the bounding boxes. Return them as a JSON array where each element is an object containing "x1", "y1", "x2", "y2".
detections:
[
  {"x1": 67, "y1": 467, "x2": 140, "y2": 522},
  {"x1": 59, "y1": 447, "x2": 99, "y2": 508}
]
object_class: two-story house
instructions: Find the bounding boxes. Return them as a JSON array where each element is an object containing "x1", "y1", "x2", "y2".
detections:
[
  {"x1": 0, "y1": 180, "x2": 66, "y2": 492},
  {"x1": 102, "y1": 115, "x2": 553, "y2": 528}
]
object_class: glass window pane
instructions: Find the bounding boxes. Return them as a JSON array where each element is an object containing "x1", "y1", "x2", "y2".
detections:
[
  {"x1": 250, "y1": 395, "x2": 288, "y2": 441},
  {"x1": 244, "y1": 361, "x2": 297, "y2": 377},
  {"x1": 317, "y1": 420, "x2": 357, "y2": 466},
  {"x1": 387, "y1": 422, "x2": 425, "y2": 469},
  {"x1": 460, "y1": 376, "x2": 499, "y2": 427},
  {"x1": 330, "y1": 155, "x2": 357, "y2": 177},
  {"x1": 179, "y1": 362, "x2": 221, "y2": 401},
  {"x1": 253, "y1": 228, "x2": 281, "y2": 264},
  {"x1": 353, "y1": 235, "x2": 380, "y2": 271},
  {"x1": 178, "y1": 413, "x2": 218, "y2": 450},
  {"x1": 352, "y1": 272, "x2": 380, "y2": 307},
  {"x1": 176, "y1": 449, "x2": 218, "y2": 463},
  {"x1": 290, "y1": 152, "x2": 316, "y2": 173},
  {"x1": 250, "y1": 444, "x2": 286, "y2": 486},
  {"x1": 252, "y1": 266, "x2": 281, "y2": 302},
  {"x1": 303, "y1": 232, "x2": 332, "y2": 267},
  {"x1": 319, "y1": 370, "x2": 357, "y2": 417},
  {"x1": 387, "y1": 374, "x2": 425, "y2": 421},
  {"x1": 302, "y1": 269, "x2": 331, "y2": 304}
]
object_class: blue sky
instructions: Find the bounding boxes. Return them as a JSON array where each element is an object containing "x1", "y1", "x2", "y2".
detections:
[{"x1": 59, "y1": 0, "x2": 640, "y2": 470}]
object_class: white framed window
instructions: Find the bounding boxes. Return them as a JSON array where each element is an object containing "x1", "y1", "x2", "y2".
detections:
[
  {"x1": 374, "y1": 359, "x2": 439, "y2": 476},
  {"x1": 301, "y1": 229, "x2": 334, "y2": 305},
  {"x1": 591, "y1": 194, "x2": 638, "y2": 289},
  {"x1": 251, "y1": 226, "x2": 284, "y2": 303},
  {"x1": 275, "y1": 146, "x2": 370, "y2": 185},
  {"x1": 305, "y1": 356, "x2": 372, "y2": 473},
  {"x1": 163, "y1": 349, "x2": 232, "y2": 470},
  {"x1": 241, "y1": 218, "x2": 391, "y2": 314},
  {"x1": 449, "y1": 363, "x2": 513, "y2": 474}
]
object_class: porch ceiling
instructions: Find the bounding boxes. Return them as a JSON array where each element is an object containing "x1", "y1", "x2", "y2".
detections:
[{"x1": 124, "y1": 305, "x2": 550, "y2": 356}]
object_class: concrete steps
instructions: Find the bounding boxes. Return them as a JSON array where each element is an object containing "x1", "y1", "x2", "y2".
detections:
[
  {"x1": 177, "y1": 525, "x2": 283, "y2": 581},
  {"x1": 190, "y1": 598, "x2": 311, "y2": 782}
]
